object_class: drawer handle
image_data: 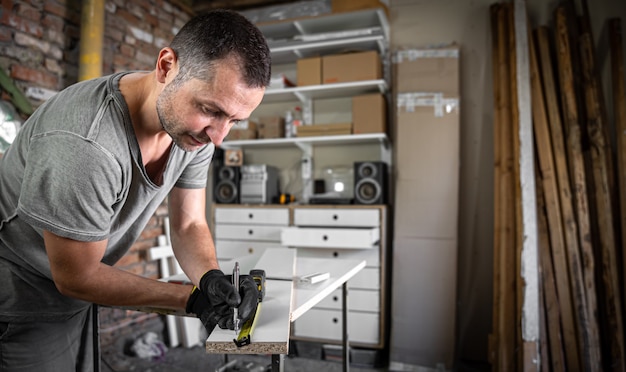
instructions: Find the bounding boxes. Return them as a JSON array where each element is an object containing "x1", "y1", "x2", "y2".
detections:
[
  {"x1": 248, "y1": 247, "x2": 254, "y2": 254},
  {"x1": 248, "y1": 213, "x2": 254, "y2": 219},
  {"x1": 323, "y1": 235, "x2": 328, "y2": 241},
  {"x1": 332, "y1": 318, "x2": 339, "y2": 324},
  {"x1": 333, "y1": 214, "x2": 338, "y2": 220},
  {"x1": 333, "y1": 296, "x2": 338, "y2": 302},
  {"x1": 333, "y1": 252, "x2": 339, "y2": 257},
  {"x1": 248, "y1": 230, "x2": 253, "y2": 235}
]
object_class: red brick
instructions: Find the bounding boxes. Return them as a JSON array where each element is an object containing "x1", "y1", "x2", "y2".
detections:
[
  {"x1": 2, "y1": 14, "x2": 43, "y2": 37},
  {"x1": 42, "y1": 1, "x2": 65, "y2": 19},
  {"x1": 144, "y1": 11, "x2": 158, "y2": 28},
  {"x1": 0, "y1": 26, "x2": 11, "y2": 41},
  {"x1": 15, "y1": 3, "x2": 39, "y2": 22},
  {"x1": 10, "y1": 64, "x2": 58, "y2": 88},
  {"x1": 119, "y1": 43, "x2": 134, "y2": 57},
  {"x1": 116, "y1": 8, "x2": 140, "y2": 24},
  {"x1": 42, "y1": 13, "x2": 64, "y2": 32}
]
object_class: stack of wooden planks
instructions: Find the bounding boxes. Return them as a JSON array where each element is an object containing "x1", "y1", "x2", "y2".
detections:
[{"x1": 490, "y1": 0, "x2": 626, "y2": 371}]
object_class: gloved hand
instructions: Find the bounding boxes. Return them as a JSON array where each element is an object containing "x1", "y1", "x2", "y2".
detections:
[{"x1": 188, "y1": 269, "x2": 260, "y2": 334}]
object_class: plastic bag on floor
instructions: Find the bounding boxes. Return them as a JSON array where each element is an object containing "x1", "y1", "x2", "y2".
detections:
[{"x1": 129, "y1": 332, "x2": 168, "y2": 361}]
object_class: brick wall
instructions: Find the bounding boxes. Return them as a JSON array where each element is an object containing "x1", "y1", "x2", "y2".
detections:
[{"x1": 1, "y1": 0, "x2": 191, "y2": 350}]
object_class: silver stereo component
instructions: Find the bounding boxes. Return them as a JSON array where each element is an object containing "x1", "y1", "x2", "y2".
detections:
[{"x1": 240, "y1": 164, "x2": 279, "y2": 204}]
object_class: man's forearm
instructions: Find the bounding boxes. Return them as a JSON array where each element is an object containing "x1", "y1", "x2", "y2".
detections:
[{"x1": 170, "y1": 221, "x2": 220, "y2": 286}]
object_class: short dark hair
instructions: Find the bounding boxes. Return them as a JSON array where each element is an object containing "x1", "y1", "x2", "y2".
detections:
[{"x1": 169, "y1": 9, "x2": 271, "y2": 88}]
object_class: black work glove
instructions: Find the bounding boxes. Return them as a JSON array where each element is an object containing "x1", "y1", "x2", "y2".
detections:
[
  {"x1": 186, "y1": 285, "x2": 222, "y2": 336},
  {"x1": 188, "y1": 269, "x2": 260, "y2": 333}
]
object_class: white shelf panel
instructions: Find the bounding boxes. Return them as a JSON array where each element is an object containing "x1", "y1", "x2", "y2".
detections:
[
  {"x1": 270, "y1": 34, "x2": 385, "y2": 64},
  {"x1": 262, "y1": 79, "x2": 387, "y2": 103},
  {"x1": 258, "y1": 8, "x2": 389, "y2": 42},
  {"x1": 219, "y1": 133, "x2": 389, "y2": 150}
]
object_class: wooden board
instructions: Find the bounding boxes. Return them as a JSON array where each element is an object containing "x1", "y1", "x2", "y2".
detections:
[
  {"x1": 536, "y1": 25, "x2": 602, "y2": 370},
  {"x1": 609, "y1": 17, "x2": 626, "y2": 315},
  {"x1": 205, "y1": 248, "x2": 296, "y2": 354}
]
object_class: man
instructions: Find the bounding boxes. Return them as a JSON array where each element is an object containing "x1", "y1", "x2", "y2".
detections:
[{"x1": 0, "y1": 9, "x2": 271, "y2": 371}]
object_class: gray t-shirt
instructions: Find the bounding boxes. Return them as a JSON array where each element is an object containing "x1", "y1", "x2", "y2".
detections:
[{"x1": 0, "y1": 72, "x2": 214, "y2": 321}]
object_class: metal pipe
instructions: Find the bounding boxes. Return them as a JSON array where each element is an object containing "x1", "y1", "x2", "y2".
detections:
[{"x1": 78, "y1": 0, "x2": 105, "y2": 81}]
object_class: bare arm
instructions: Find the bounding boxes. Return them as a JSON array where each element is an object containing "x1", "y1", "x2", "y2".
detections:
[
  {"x1": 44, "y1": 231, "x2": 192, "y2": 310},
  {"x1": 167, "y1": 186, "x2": 220, "y2": 287}
]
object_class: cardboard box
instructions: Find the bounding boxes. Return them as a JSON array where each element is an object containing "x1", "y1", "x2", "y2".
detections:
[
  {"x1": 297, "y1": 123, "x2": 352, "y2": 137},
  {"x1": 352, "y1": 94, "x2": 386, "y2": 134},
  {"x1": 257, "y1": 116, "x2": 285, "y2": 139},
  {"x1": 393, "y1": 46, "x2": 460, "y2": 96},
  {"x1": 394, "y1": 95, "x2": 459, "y2": 239},
  {"x1": 394, "y1": 179, "x2": 458, "y2": 239},
  {"x1": 323, "y1": 51, "x2": 381, "y2": 84},
  {"x1": 390, "y1": 237, "x2": 457, "y2": 368},
  {"x1": 224, "y1": 120, "x2": 257, "y2": 141},
  {"x1": 224, "y1": 129, "x2": 256, "y2": 141},
  {"x1": 297, "y1": 57, "x2": 322, "y2": 86},
  {"x1": 395, "y1": 95, "x2": 460, "y2": 181}
]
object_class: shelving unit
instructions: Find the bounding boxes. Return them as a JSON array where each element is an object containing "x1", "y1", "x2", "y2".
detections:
[
  {"x1": 222, "y1": 7, "x2": 391, "y2": 202},
  {"x1": 258, "y1": 8, "x2": 389, "y2": 65},
  {"x1": 262, "y1": 79, "x2": 388, "y2": 104},
  {"x1": 213, "y1": 6, "x2": 393, "y2": 359}
]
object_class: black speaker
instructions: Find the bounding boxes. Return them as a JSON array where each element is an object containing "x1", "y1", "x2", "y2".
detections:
[
  {"x1": 213, "y1": 165, "x2": 240, "y2": 204},
  {"x1": 354, "y1": 161, "x2": 387, "y2": 205}
]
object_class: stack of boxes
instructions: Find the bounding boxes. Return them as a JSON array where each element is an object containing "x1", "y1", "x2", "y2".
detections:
[
  {"x1": 296, "y1": 50, "x2": 387, "y2": 137},
  {"x1": 389, "y1": 45, "x2": 461, "y2": 369}
]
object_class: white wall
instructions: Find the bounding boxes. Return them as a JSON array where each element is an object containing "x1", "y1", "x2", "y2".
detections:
[{"x1": 389, "y1": 0, "x2": 626, "y2": 364}]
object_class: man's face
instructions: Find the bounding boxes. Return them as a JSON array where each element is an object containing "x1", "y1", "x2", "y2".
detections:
[{"x1": 156, "y1": 62, "x2": 265, "y2": 151}]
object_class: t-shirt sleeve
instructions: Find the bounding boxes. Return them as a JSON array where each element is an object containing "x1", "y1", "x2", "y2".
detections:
[
  {"x1": 17, "y1": 133, "x2": 123, "y2": 242},
  {"x1": 175, "y1": 143, "x2": 214, "y2": 189}
]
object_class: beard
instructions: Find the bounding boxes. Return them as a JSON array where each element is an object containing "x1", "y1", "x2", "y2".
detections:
[{"x1": 156, "y1": 84, "x2": 209, "y2": 152}]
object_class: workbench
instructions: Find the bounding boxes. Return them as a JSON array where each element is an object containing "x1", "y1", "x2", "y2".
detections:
[{"x1": 162, "y1": 247, "x2": 366, "y2": 372}]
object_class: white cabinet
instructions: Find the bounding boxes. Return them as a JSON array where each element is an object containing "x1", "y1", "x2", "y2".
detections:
[
  {"x1": 213, "y1": 206, "x2": 289, "y2": 261},
  {"x1": 283, "y1": 205, "x2": 388, "y2": 348},
  {"x1": 212, "y1": 204, "x2": 389, "y2": 349}
]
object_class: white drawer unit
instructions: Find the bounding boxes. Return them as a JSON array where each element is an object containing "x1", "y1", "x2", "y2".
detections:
[
  {"x1": 214, "y1": 240, "x2": 281, "y2": 260},
  {"x1": 296, "y1": 247, "x2": 380, "y2": 267},
  {"x1": 215, "y1": 207, "x2": 289, "y2": 225},
  {"x1": 316, "y1": 289, "x2": 380, "y2": 312},
  {"x1": 213, "y1": 206, "x2": 289, "y2": 261},
  {"x1": 213, "y1": 205, "x2": 388, "y2": 349},
  {"x1": 293, "y1": 308, "x2": 380, "y2": 344},
  {"x1": 294, "y1": 208, "x2": 380, "y2": 227},
  {"x1": 289, "y1": 206, "x2": 388, "y2": 349},
  {"x1": 216, "y1": 224, "x2": 284, "y2": 242},
  {"x1": 281, "y1": 227, "x2": 380, "y2": 249}
]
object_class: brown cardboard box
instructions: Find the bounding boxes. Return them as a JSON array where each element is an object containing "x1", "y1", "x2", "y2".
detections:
[
  {"x1": 322, "y1": 51, "x2": 381, "y2": 84},
  {"x1": 394, "y1": 95, "x2": 460, "y2": 239},
  {"x1": 297, "y1": 57, "x2": 322, "y2": 86},
  {"x1": 393, "y1": 46, "x2": 460, "y2": 96},
  {"x1": 395, "y1": 98, "x2": 459, "y2": 181},
  {"x1": 224, "y1": 128, "x2": 256, "y2": 141},
  {"x1": 224, "y1": 120, "x2": 257, "y2": 141},
  {"x1": 352, "y1": 93, "x2": 386, "y2": 134},
  {"x1": 297, "y1": 123, "x2": 352, "y2": 137},
  {"x1": 257, "y1": 116, "x2": 285, "y2": 139},
  {"x1": 390, "y1": 237, "x2": 457, "y2": 368},
  {"x1": 394, "y1": 178, "x2": 458, "y2": 239}
]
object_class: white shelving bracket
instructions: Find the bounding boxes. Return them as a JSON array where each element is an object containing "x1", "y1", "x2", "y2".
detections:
[{"x1": 295, "y1": 141, "x2": 313, "y2": 203}]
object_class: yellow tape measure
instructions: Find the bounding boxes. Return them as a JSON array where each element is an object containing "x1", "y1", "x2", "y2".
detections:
[{"x1": 234, "y1": 269, "x2": 266, "y2": 347}]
